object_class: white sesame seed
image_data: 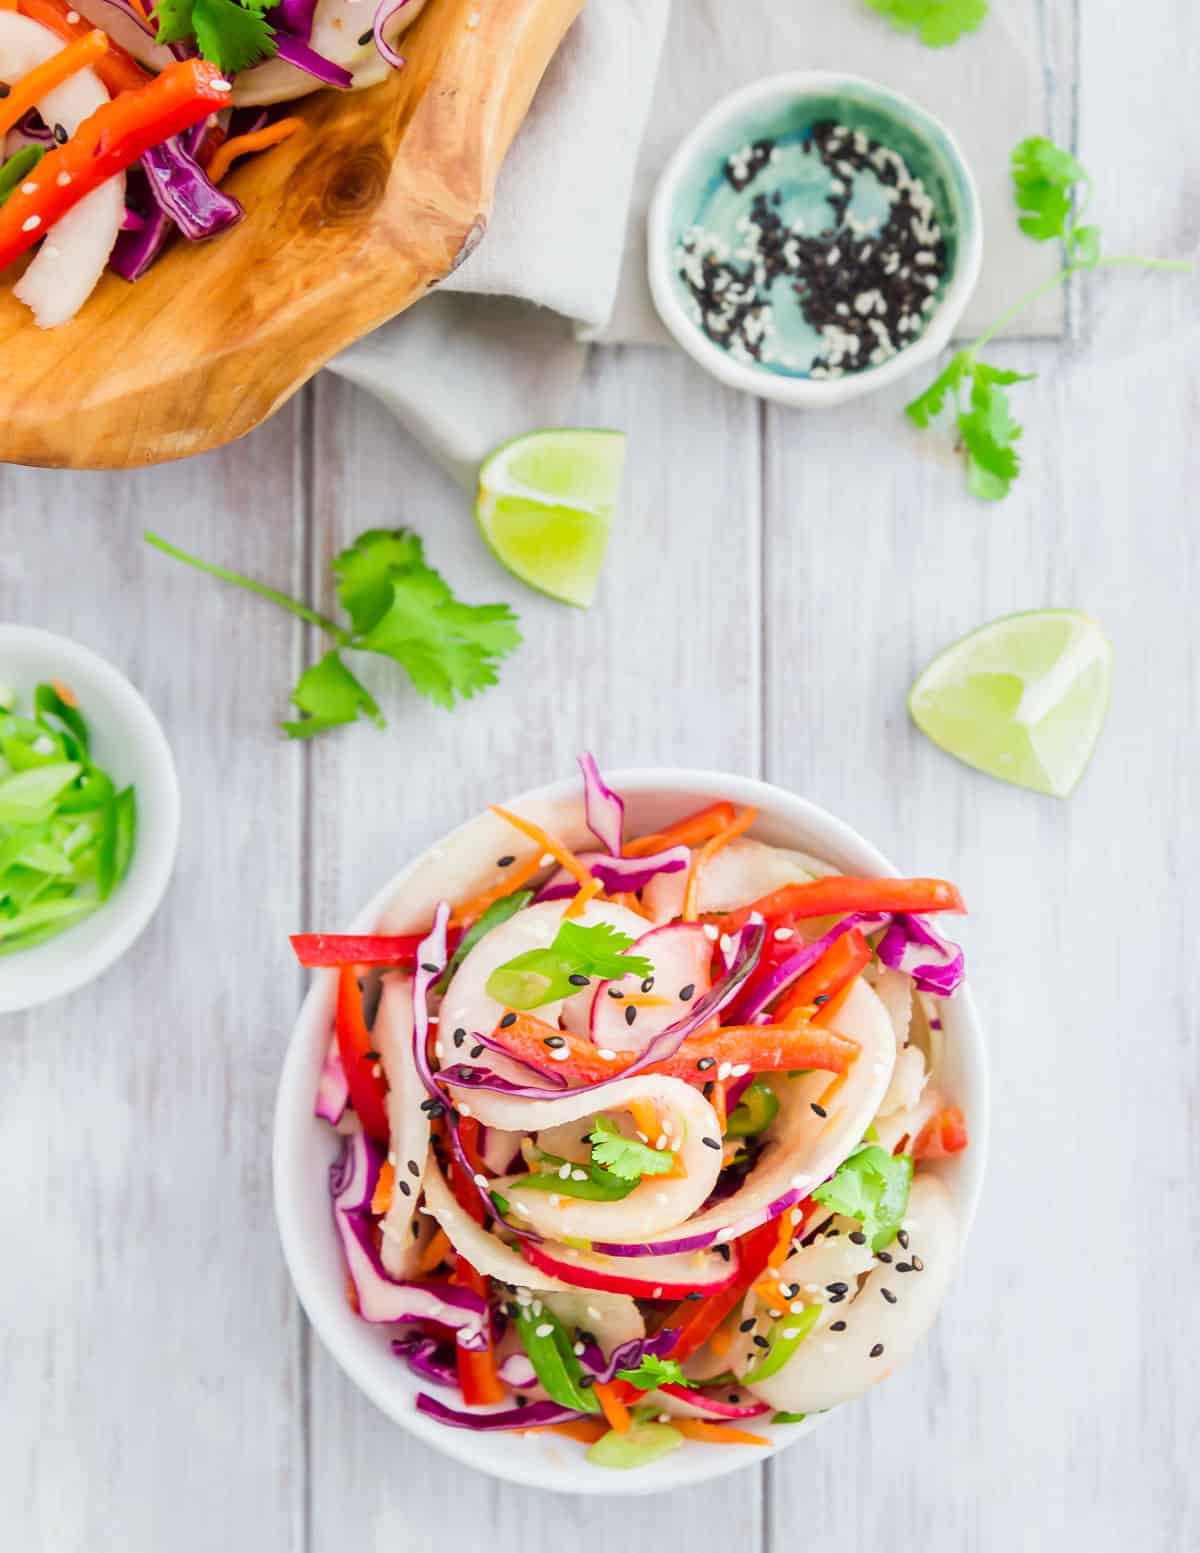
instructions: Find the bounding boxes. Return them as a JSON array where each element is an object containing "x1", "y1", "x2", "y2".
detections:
[
  {"x1": 717, "y1": 1061, "x2": 732, "y2": 1081},
  {"x1": 773, "y1": 927, "x2": 794, "y2": 941},
  {"x1": 651, "y1": 1287, "x2": 663, "y2": 1298},
  {"x1": 212, "y1": 78, "x2": 232, "y2": 92},
  {"x1": 550, "y1": 1047, "x2": 571, "y2": 1062},
  {"x1": 539, "y1": 852, "x2": 554, "y2": 867},
  {"x1": 703, "y1": 924, "x2": 719, "y2": 942},
  {"x1": 457, "y1": 1102, "x2": 471, "y2": 1116},
  {"x1": 790, "y1": 1301, "x2": 805, "y2": 1314},
  {"x1": 387, "y1": 1151, "x2": 397, "y2": 1166},
  {"x1": 21, "y1": 215, "x2": 41, "y2": 232},
  {"x1": 571, "y1": 1169, "x2": 588, "y2": 1182},
  {"x1": 597, "y1": 1049, "x2": 618, "y2": 1061},
  {"x1": 20, "y1": 181, "x2": 37, "y2": 196},
  {"x1": 782, "y1": 1328, "x2": 800, "y2": 1340},
  {"x1": 534, "y1": 1323, "x2": 554, "y2": 1338},
  {"x1": 715, "y1": 1226, "x2": 738, "y2": 1243},
  {"x1": 472, "y1": 1173, "x2": 488, "y2": 1190},
  {"x1": 371, "y1": 1063, "x2": 381, "y2": 1079},
  {"x1": 573, "y1": 1341, "x2": 584, "y2": 1355},
  {"x1": 66, "y1": 6, "x2": 80, "y2": 16}
]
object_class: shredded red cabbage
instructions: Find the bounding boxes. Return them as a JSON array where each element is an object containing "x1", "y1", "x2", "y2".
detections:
[
  {"x1": 578, "y1": 753, "x2": 625, "y2": 857},
  {"x1": 877, "y1": 913, "x2": 965, "y2": 996},
  {"x1": 415, "y1": 1394, "x2": 588, "y2": 1431},
  {"x1": 392, "y1": 1334, "x2": 459, "y2": 1388}
]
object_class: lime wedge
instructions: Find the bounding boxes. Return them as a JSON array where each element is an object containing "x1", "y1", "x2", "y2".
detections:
[
  {"x1": 908, "y1": 610, "x2": 1113, "y2": 797},
  {"x1": 475, "y1": 429, "x2": 626, "y2": 607}
]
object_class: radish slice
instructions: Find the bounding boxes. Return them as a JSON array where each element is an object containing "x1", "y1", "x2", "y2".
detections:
[
  {"x1": 590, "y1": 978, "x2": 897, "y2": 1257},
  {"x1": 490, "y1": 1075, "x2": 723, "y2": 1241},
  {"x1": 644, "y1": 838, "x2": 829, "y2": 923},
  {"x1": 738, "y1": 1173, "x2": 957, "y2": 1413},
  {"x1": 651, "y1": 1383, "x2": 770, "y2": 1421},
  {"x1": 74, "y1": 0, "x2": 174, "y2": 70},
  {"x1": 0, "y1": 13, "x2": 121, "y2": 329},
  {"x1": 232, "y1": 0, "x2": 429, "y2": 105},
  {"x1": 522, "y1": 1237, "x2": 741, "y2": 1300},
  {"x1": 589, "y1": 921, "x2": 714, "y2": 1055},
  {"x1": 373, "y1": 973, "x2": 431, "y2": 1277}
]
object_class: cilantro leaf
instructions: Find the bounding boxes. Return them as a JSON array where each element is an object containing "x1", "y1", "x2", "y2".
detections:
[
  {"x1": 587, "y1": 1116, "x2": 677, "y2": 1182},
  {"x1": 281, "y1": 651, "x2": 383, "y2": 740},
  {"x1": 863, "y1": 0, "x2": 987, "y2": 48},
  {"x1": 485, "y1": 920, "x2": 653, "y2": 1010},
  {"x1": 1069, "y1": 224, "x2": 1102, "y2": 268},
  {"x1": 1011, "y1": 136, "x2": 1091, "y2": 242},
  {"x1": 333, "y1": 528, "x2": 427, "y2": 635},
  {"x1": 958, "y1": 367, "x2": 1026, "y2": 502},
  {"x1": 812, "y1": 1144, "x2": 912, "y2": 1251},
  {"x1": 156, "y1": 0, "x2": 279, "y2": 73},
  {"x1": 904, "y1": 349, "x2": 971, "y2": 428},
  {"x1": 615, "y1": 1355, "x2": 694, "y2": 1392}
]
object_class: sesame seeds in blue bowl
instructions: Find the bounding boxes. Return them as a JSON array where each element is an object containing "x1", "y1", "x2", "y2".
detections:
[{"x1": 648, "y1": 73, "x2": 982, "y2": 408}]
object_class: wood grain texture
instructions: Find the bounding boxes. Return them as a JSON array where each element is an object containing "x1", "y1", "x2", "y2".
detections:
[
  {"x1": 4, "y1": 1, "x2": 1200, "y2": 1548},
  {"x1": 0, "y1": 0, "x2": 582, "y2": 471}
]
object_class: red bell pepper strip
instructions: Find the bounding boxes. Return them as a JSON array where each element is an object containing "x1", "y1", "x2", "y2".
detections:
[
  {"x1": 662, "y1": 1218, "x2": 779, "y2": 1362},
  {"x1": 483, "y1": 1012, "x2": 859, "y2": 1088},
  {"x1": 623, "y1": 801, "x2": 737, "y2": 859},
  {"x1": 16, "y1": 0, "x2": 152, "y2": 95},
  {"x1": 912, "y1": 1105, "x2": 969, "y2": 1160},
  {"x1": 774, "y1": 927, "x2": 872, "y2": 1023},
  {"x1": 334, "y1": 965, "x2": 390, "y2": 1144},
  {"x1": 0, "y1": 59, "x2": 231, "y2": 272},
  {"x1": 289, "y1": 930, "x2": 462, "y2": 969},
  {"x1": 451, "y1": 1256, "x2": 505, "y2": 1405},
  {"x1": 718, "y1": 876, "x2": 966, "y2": 935}
]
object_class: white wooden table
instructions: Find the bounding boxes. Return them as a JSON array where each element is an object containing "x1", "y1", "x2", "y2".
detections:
[{"x1": 3, "y1": 10, "x2": 1197, "y2": 1549}]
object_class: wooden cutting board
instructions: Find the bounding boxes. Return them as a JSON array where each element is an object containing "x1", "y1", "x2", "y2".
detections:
[{"x1": 0, "y1": 0, "x2": 583, "y2": 469}]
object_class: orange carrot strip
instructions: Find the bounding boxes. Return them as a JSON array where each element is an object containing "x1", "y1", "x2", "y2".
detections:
[
  {"x1": 370, "y1": 1159, "x2": 395, "y2": 1215},
  {"x1": 674, "y1": 1419, "x2": 770, "y2": 1446},
  {"x1": 415, "y1": 1227, "x2": 451, "y2": 1276},
  {"x1": 563, "y1": 875, "x2": 602, "y2": 920},
  {"x1": 451, "y1": 850, "x2": 544, "y2": 929},
  {"x1": 707, "y1": 1319, "x2": 733, "y2": 1358},
  {"x1": 624, "y1": 801, "x2": 737, "y2": 859},
  {"x1": 17, "y1": 0, "x2": 150, "y2": 93},
  {"x1": 710, "y1": 1079, "x2": 727, "y2": 1133},
  {"x1": 681, "y1": 806, "x2": 759, "y2": 921},
  {"x1": 491, "y1": 806, "x2": 595, "y2": 892},
  {"x1": 767, "y1": 1203, "x2": 803, "y2": 1269},
  {"x1": 0, "y1": 29, "x2": 108, "y2": 137},
  {"x1": 522, "y1": 1418, "x2": 609, "y2": 1444},
  {"x1": 206, "y1": 117, "x2": 302, "y2": 183},
  {"x1": 612, "y1": 891, "x2": 655, "y2": 921},
  {"x1": 592, "y1": 1381, "x2": 631, "y2": 1433}
]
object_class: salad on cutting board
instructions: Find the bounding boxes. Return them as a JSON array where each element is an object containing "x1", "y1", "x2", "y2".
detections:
[{"x1": 293, "y1": 756, "x2": 973, "y2": 1470}]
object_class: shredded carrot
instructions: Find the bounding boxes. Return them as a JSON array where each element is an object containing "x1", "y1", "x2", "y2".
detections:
[
  {"x1": 674, "y1": 1419, "x2": 770, "y2": 1447},
  {"x1": 491, "y1": 806, "x2": 595, "y2": 893},
  {"x1": 709, "y1": 1078, "x2": 727, "y2": 1133},
  {"x1": 767, "y1": 1204, "x2": 802, "y2": 1269},
  {"x1": 370, "y1": 1159, "x2": 395, "y2": 1215},
  {"x1": 629, "y1": 1098, "x2": 661, "y2": 1141},
  {"x1": 563, "y1": 875, "x2": 602, "y2": 920},
  {"x1": 752, "y1": 1276, "x2": 788, "y2": 1308},
  {"x1": 345, "y1": 1272, "x2": 360, "y2": 1314},
  {"x1": 612, "y1": 891, "x2": 655, "y2": 921},
  {"x1": 708, "y1": 1320, "x2": 733, "y2": 1357},
  {"x1": 592, "y1": 1381, "x2": 631, "y2": 1433},
  {"x1": 815, "y1": 1071, "x2": 847, "y2": 1113},
  {"x1": 50, "y1": 678, "x2": 77, "y2": 705},
  {"x1": 206, "y1": 116, "x2": 303, "y2": 183},
  {"x1": 681, "y1": 806, "x2": 759, "y2": 921},
  {"x1": 523, "y1": 1418, "x2": 609, "y2": 1444},
  {"x1": 416, "y1": 1227, "x2": 451, "y2": 1275},
  {"x1": 0, "y1": 1, "x2": 18, "y2": 11},
  {"x1": 0, "y1": 29, "x2": 108, "y2": 137},
  {"x1": 126, "y1": 0, "x2": 149, "y2": 19},
  {"x1": 624, "y1": 993, "x2": 672, "y2": 1009},
  {"x1": 451, "y1": 850, "x2": 544, "y2": 928},
  {"x1": 625, "y1": 801, "x2": 737, "y2": 859}
]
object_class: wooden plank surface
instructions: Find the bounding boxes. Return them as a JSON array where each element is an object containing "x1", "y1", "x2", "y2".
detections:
[{"x1": 4, "y1": 2, "x2": 1199, "y2": 1549}]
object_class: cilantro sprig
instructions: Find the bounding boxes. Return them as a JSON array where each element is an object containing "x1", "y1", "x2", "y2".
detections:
[
  {"x1": 615, "y1": 1354, "x2": 694, "y2": 1392},
  {"x1": 485, "y1": 920, "x2": 652, "y2": 1011},
  {"x1": 154, "y1": 0, "x2": 280, "y2": 75},
  {"x1": 812, "y1": 1143, "x2": 912, "y2": 1251},
  {"x1": 907, "y1": 135, "x2": 1191, "y2": 500},
  {"x1": 144, "y1": 528, "x2": 521, "y2": 739},
  {"x1": 863, "y1": 0, "x2": 987, "y2": 47},
  {"x1": 587, "y1": 1115, "x2": 677, "y2": 1181}
]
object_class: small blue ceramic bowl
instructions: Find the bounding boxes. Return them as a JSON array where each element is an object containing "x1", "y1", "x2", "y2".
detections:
[{"x1": 648, "y1": 72, "x2": 983, "y2": 408}]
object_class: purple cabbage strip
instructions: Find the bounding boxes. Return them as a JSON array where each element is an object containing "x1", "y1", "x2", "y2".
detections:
[
  {"x1": 110, "y1": 167, "x2": 175, "y2": 282},
  {"x1": 274, "y1": 0, "x2": 318, "y2": 37},
  {"x1": 578, "y1": 1329, "x2": 680, "y2": 1385},
  {"x1": 578, "y1": 752, "x2": 625, "y2": 857},
  {"x1": 15, "y1": 110, "x2": 52, "y2": 144},
  {"x1": 468, "y1": 1029, "x2": 569, "y2": 1087},
  {"x1": 416, "y1": 1394, "x2": 588, "y2": 1432},
  {"x1": 533, "y1": 846, "x2": 688, "y2": 903},
  {"x1": 727, "y1": 913, "x2": 888, "y2": 1025},
  {"x1": 392, "y1": 1335, "x2": 459, "y2": 1388},
  {"x1": 275, "y1": 34, "x2": 353, "y2": 87},
  {"x1": 877, "y1": 913, "x2": 965, "y2": 997},
  {"x1": 141, "y1": 135, "x2": 244, "y2": 242},
  {"x1": 314, "y1": 1036, "x2": 349, "y2": 1124},
  {"x1": 372, "y1": 0, "x2": 413, "y2": 70}
]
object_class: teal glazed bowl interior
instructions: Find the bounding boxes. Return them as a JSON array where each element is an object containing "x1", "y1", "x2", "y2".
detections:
[{"x1": 648, "y1": 72, "x2": 983, "y2": 408}]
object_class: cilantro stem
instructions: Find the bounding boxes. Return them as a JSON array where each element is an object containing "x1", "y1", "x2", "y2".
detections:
[{"x1": 143, "y1": 531, "x2": 351, "y2": 645}]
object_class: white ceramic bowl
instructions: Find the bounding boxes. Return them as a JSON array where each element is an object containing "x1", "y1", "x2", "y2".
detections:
[
  {"x1": 0, "y1": 625, "x2": 180, "y2": 1014},
  {"x1": 648, "y1": 72, "x2": 984, "y2": 408},
  {"x1": 274, "y1": 768, "x2": 989, "y2": 1494}
]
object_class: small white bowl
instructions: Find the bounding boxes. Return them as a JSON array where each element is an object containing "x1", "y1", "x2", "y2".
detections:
[
  {"x1": 0, "y1": 625, "x2": 180, "y2": 1014},
  {"x1": 648, "y1": 72, "x2": 984, "y2": 408},
  {"x1": 274, "y1": 768, "x2": 989, "y2": 1495}
]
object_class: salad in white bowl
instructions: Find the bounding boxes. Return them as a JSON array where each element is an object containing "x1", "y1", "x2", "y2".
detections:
[{"x1": 275, "y1": 759, "x2": 986, "y2": 1490}]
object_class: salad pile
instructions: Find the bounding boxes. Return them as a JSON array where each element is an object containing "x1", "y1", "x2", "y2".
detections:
[
  {"x1": 294, "y1": 757, "x2": 971, "y2": 1469},
  {"x1": 0, "y1": 0, "x2": 428, "y2": 327}
]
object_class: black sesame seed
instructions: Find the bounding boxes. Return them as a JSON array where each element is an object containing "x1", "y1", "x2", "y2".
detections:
[
  {"x1": 702, "y1": 1081, "x2": 715, "y2": 1099},
  {"x1": 897, "y1": 1230, "x2": 910, "y2": 1250},
  {"x1": 813, "y1": 994, "x2": 830, "y2": 1006},
  {"x1": 0, "y1": 85, "x2": 9, "y2": 99},
  {"x1": 753, "y1": 1334, "x2": 770, "y2": 1350},
  {"x1": 728, "y1": 1393, "x2": 741, "y2": 1404},
  {"x1": 53, "y1": 124, "x2": 67, "y2": 145},
  {"x1": 469, "y1": 1044, "x2": 485, "y2": 1059},
  {"x1": 625, "y1": 1005, "x2": 637, "y2": 1027},
  {"x1": 702, "y1": 1136, "x2": 722, "y2": 1150},
  {"x1": 849, "y1": 1231, "x2": 867, "y2": 1245},
  {"x1": 895, "y1": 1261, "x2": 912, "y2": 1273},
  {"x1": 407, "y1": 1159, "x2": 420, "y2": 1178},
  {"x1": 568, "y1": 973, "x2": 591, "y2": 987},
  {"x1": 686, "y1": 1291, "x2": 704, "y2": 1301},
  {"x1": 881, "y1": 1288, "x2": 897, "y2": 1304},
  {"x1": 499, "y1": 1013, "x2": 517, "y2": 1029},
  {"x1": 419, "y1": 1099, "x2": 446, "y2": 1117},
  {"x1": 607, "y1": 987, "x2": 625, "y2": 999},
  {"x1": 453, "y1": 1028, "x2": 466, "y2": 1048},
  {"x1": 497, "y1": 855, "x2": 516, "y2": 868},
  {"x1": 696, "y1": 1056, "x2": 716, "y2": 1071},
  {"x1": 363, "y1": 1049, "x2": 380, "y2": 1061},
  {"x1": 357, "y1": 26, "x2": 374, "y2": 44},
  {"x1": 810, "y1": 1103, "x2": 827, "y2": 1118},
  {"x1": 515, "y1": 1392, "x2": 530, "y2": 1407},
  {"x1": 420, "y1": 962, "x2": 439, "y2": 974},
  {"x1": 828, "y1": 1291, "x2": 846, "y2": 1304},
  {"x1": 543, "y1": 1035, "x2": 566, "y2": 1049},
  {"x1": 877, "y1": 1251, "x2": 893, "y2": 1264},
  {"x1": 678, "y1": 983, "x2": 696, "y2": 1002},
  {"x1": 911, "y1": 1254, "x2": 925, "y2": 1272},
  {"x1": 397, "y1": 1180, "x2": 412, "y2": 1197},
  {"x1": 870, "y1": 1343, "x2": 884, "y2": 1359},
  {"x1": 641, "y1": 977, "x2": 655, "y2": 994},
  {"x1": 830, "y1": 1320, "x2": 847, "y2": 1332},
  {"x1": 739, "y1": 1318, "x2": 756, "y2": 1333},
  {"x1": 825, "y1": 1282, "x2": 848, "y2": 1295},
  {"x1": 411, "y1": 1221, "x2": 421, "y2": 1237},
  {"x1": 716, "y1": 1243, "x2": 731, "y2": 1262},
  {"x1": 578, "y1": 1373, "x2": 594, "y2": 1388}
]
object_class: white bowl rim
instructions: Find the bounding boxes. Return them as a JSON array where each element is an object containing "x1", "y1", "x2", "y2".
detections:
[
  {"x1": 647, "y1": 70, "x2": 985, "y2": 408},
  {"x1": 274, "y1": 766, "x2": 990, "y2": 1496},
  {"x1": 0, "y1": 624, "x2": 181, "y2": 1014}
]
